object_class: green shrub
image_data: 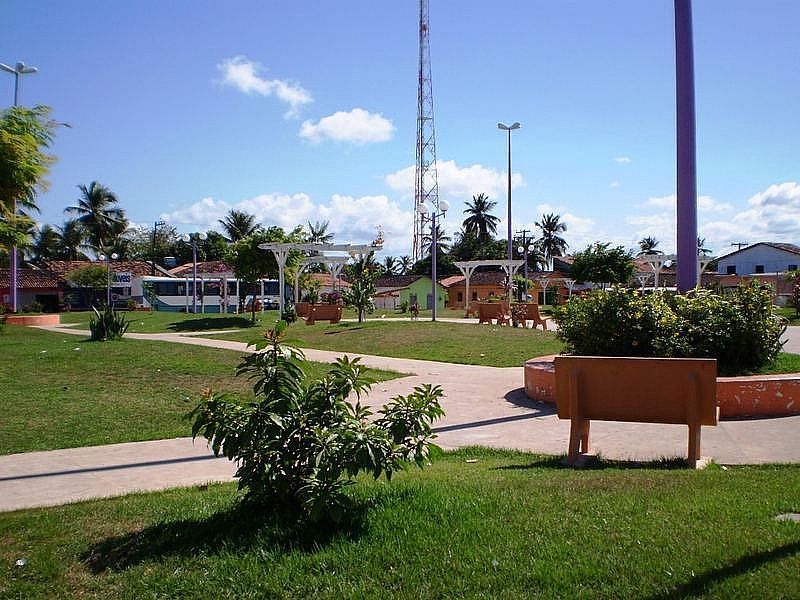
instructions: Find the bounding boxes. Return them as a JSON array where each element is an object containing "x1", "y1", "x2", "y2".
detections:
[
  {"x1": 21, "y1": 301, "x2": 44, "y2": 313},
  {"x1": 190, "y1": 321, "x2": 445, "y2": 522},
  {"x1": 553, "y1": 282, "x2": 786, "y2": 375},
  {"x1": 88, "y1": 305, "x2": 130, "y2": 341},
  {"x1": 553, "y1": 286, "x2": 667, "y2": 357},
  {"x1": 399, "y1": 299, "x2": 409, "y2": 314}
]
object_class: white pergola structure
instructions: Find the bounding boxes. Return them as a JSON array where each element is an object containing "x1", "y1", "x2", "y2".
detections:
[
  {"x1": 293, "y1": 255, "x2": 351, "y2": 303},
  {"x1": 259, "y1": 242, "x2": 381, "y2": 316},
  {"x1": 639, "y1": 253, "x2": 716, "y2": 289},
  {"x1": 640, "y1": 254, "x2": 677, "y2": 289},
  {"x1": 453, "y1": 259, "x2": 525, "y2": 311}
]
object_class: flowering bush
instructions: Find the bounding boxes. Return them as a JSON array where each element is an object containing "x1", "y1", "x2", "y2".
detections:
[{"x1": 320, "y1": 291, "x2": 341, "y2": 305}]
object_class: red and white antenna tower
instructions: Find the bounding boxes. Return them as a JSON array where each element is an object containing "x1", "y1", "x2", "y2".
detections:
[{"x1": 413, "y1": 0, "x2": 440, "y2": 261}]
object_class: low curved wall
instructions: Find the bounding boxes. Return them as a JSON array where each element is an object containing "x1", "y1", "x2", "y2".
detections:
[
  {"x1": 4, "y1": 314, "x2": 61, "y2": 327},
  {"x1": 525, "y1": 355, "x2": 800, "y2": 419}
]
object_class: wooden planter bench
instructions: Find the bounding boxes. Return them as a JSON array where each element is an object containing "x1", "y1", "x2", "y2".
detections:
[
  {"x1": 476, "y1": 302, "x2": 510, "y2": 325},
  {"x1": 511, "y1": 303, "x2": 549, "y2": 330},
  {"x1": 554, "y1": 356, "x2": 718, "y2": 468},
  {"x1": 305, "y1": 304, "x2": 342, "y2": 325},
  {"x1": 295, "y1": 302, "x2": 311, "y2": 318}
]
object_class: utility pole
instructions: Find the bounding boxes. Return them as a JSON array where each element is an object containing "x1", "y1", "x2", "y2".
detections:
[
  {"x1": 151, "y1": 220, "x2": 166, "y2": 275},
  {"x1": 730, "y1": 242, "x2": 749, "y2": 251}
]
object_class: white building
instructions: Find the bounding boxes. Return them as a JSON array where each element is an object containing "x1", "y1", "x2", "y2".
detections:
[{"x1": 716, "y1": 242, "x2": 800, "y2": 276}]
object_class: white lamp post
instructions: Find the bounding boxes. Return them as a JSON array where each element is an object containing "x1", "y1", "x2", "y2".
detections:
[
  {"x1": 1, "y1": 61, "x2": 38, "y2": 313},
  {"x1": 98, "y1": 252, "x2": 119, "y2": 307},
  {"x1": 417, "y1": 200, "x2": 449, "y2": 321},
  {"x1": 182, "y1": 232, "x2": 207, "y2": 313},
  {"x1": 498, "y1": 121, "x2": 521, "y2": 263}
]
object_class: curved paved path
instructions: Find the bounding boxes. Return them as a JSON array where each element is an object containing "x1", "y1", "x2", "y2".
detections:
[{"x1": 1, "y1": 324, "x2": 799, "y2": 512}]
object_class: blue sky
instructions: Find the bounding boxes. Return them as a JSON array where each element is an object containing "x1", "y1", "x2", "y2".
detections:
[{"x1": 3, "y1": 0, "x2": 799, "y2": 259}]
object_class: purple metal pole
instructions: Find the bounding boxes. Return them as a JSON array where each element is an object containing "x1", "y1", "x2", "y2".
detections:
[
  {"x1": 675, "y1": 0, "x2": 698, "y2": 292},
  {"x1": 9, "y1": 72, "x2": 20, "y2": 313},
  {"x1": 506, "y1": 129, "x2": 513, "y2": 262}
]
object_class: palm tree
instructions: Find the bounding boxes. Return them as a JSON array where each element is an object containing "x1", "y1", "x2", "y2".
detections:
[
  {"x1": 382, "y1": 255, "x2": 398, "y2": 275},
  {"x1": 421, "y1": 223, "x2": 451, "y2": 256},
  {"x1": 27, "y1": 223, "x2": 60, "y2": 264},
  {"x1": 56, "y1": 219, "x2": 88, "y2": 260},
  {"x1": 535, "y1": 213, "x2": 568, "y2": 270},
  {"x1": 306, "y1": 220, "x2": 334, "y2": 245},
  {"x1": 65, "y1": 181, "x2": 127, "y2": 253},
  {"x1": 462, "y1": 193, "x2": 500, "y2": 241},
  {"x1": 697, "y1": 237, "x2": 712, "y2": 256},
  {"x1": 398, "y1": 255, "x2": 413, "y2": 275},
  {"x1": 637, "y1": 236, "x2": 662, "y2": 256},
  {"x1": 218, "y1": 209, "x2": 258, "y2": 241}
]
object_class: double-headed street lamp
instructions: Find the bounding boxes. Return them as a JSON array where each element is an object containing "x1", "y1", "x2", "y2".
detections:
[
  {"x1": 516, "y1": 242, "x2": 534, "y2": 301},
  {"x1": 182, "y1": 232, "x2": 207, "y2": 313},
  {"x1": 417, "y1": 200, "x2": 449, "y2": 322},
  {"x1": 98, "y1": 252, "x2": 119, "y2": 307},
  {"x1": 1, "y1": 61, "x2": 38, "y2": 313},
  {"x1": 498, "y1": 121, "x2": 521, "y2": 263}
]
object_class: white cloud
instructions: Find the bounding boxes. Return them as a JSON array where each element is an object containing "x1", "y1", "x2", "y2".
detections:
[
  {"x1": 609, "y1": 181, "x2": 620, "y2": 188},
  {"x1": 385, "y1": 159, "x2": 524, "y2": 203},
  {"x1": 217, "y1": 56, "x2": 312, "y2": 118},
  {"x1": 703, "y1": 182, "x2": 800, "y2": 251},
  {"x1": 643, "y1": 194, "x2": 730, "y2": 213},
  {"x1": 299, "y1": 108, "x2": 394, "y2": 144},
  {"x1": 162, "y1": 191, "x2": 413, "y2": 256},
  {"x1": 614, "y1": 156, "x2": 631, "y2": 164}
]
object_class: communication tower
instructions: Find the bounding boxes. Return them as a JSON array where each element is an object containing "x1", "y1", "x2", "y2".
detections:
[{"x1": 413, "y1": 0, "x2": 440, "y2": 261}]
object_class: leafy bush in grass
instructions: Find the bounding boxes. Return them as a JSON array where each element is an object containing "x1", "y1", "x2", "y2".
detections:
[
  {"x1": 190, "y1": 321, "x2": 445, "y2": 522},
  {"x1": 88, "y1": 305, "x2": 130, "y2": 341},
  {"x1": 553, "y1": 281, "x2": 786, "y2": 375}
]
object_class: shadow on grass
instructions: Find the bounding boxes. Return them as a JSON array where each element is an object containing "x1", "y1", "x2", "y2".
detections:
[
  {"x1": 81, "y1": 500, "x2": 370, "y2": 574},
  {"x1": 167, "y1": 317, "x2": 258, "y2": 332},
  {"x1": 495, "y1": 455, "x2": 692, "y2": 471},
  {"x1": 645, "y1": 541, "x2": 800, "y2": 600}
]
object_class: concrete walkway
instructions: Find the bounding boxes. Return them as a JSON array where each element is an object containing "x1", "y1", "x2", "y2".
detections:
[{"x1": 2, "y1": 324, "x2": 799, "y2": 512}]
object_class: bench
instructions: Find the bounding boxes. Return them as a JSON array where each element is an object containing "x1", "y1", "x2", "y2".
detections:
[
  {"x1": 477, "y1": 302, "x2": 510, "y2": 325},
  {"x1": 554, "y1": 356, "x2": 718, "y2": 468},
  {"x1": 305, "y1": 304, "x2": 342, "y2": 325},
  {"x1": 512, "y1": 302, "x2": 549, "y2": 330}
]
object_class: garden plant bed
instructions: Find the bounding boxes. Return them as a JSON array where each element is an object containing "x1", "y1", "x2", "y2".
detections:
[
  {"x1": 3, "y1": 313, "x2": 60, "y2": 326},
  {"x1": 525, "y1": 355, "x2": 800, "y2": 418}
]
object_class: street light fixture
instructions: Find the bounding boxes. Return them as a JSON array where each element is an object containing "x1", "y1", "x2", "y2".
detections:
[
  {"x1": 417, "y1": 200, "x2": 449, "y2": 321},
  {"x1": 98, "y1": 252, "x2": 119, "y2": 307},
  {"x1": 517, "y1": 243, "x2": 534, "y2": 301},
  {"x1": 182, "y1": 232, "x2": 207, "y2": 313},
  {"x1": 498, "y1": 121, "x2": 521, "y2": 264},
  {"x1": 1, "y1": 61, "x2": 38, "y2": 314}
]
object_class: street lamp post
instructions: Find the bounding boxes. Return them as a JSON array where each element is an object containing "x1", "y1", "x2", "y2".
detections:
[
  {"x1": 498, "y1": 121, "x2": 521, "y2": 263},
  {"x1": 1, "y1": 61, "x2": 38, "y2": 313},
  {"x1": 516, "y1": 243, "x2": 533, "y2": 301},
  {"x1": 98, "y1": 252, "x2": 119, "y2": 307},
  {"x1": 417, "y1": 200, "x2": 449, "y2": 321},
  {"x1": 182, "y1": 232, "x2": 207, "y2": 313}
]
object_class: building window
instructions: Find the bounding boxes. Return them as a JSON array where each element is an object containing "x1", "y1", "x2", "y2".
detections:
[
  {"x1": 471, "y1": 291, "x2": 478, "y2": 301},
  {"x1": 726, "y1": 266, "x2": 737, "y2": 275},
  {"x1": 457, "y1": 292, "x2": 463, "y2": 302},
  {"x1": 755, "y1": 265, "x2": 765, "y2": 274}
]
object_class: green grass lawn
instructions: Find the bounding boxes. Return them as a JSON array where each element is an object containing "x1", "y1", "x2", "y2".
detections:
[
  {"x1": 1, "y1": 448, "x2": 798, "y2": 599},
  {"x1": 0, "y1": 326, "x2": 402, "y2": 455},
  {"x1": 211, "y1": 319, "x2": 565, "y2": 367}
]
